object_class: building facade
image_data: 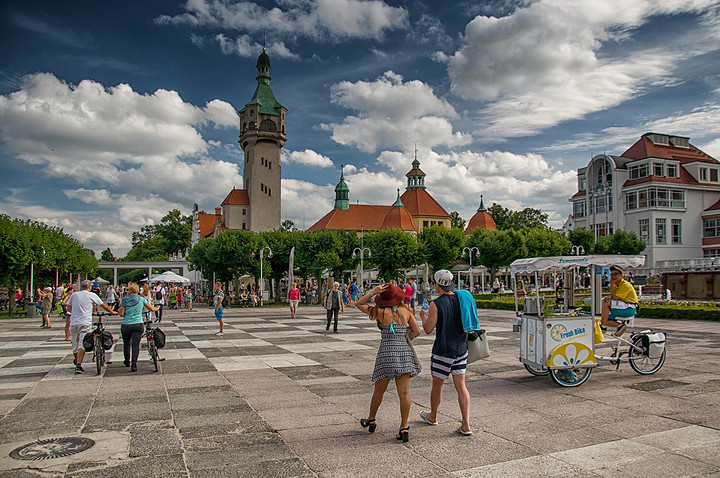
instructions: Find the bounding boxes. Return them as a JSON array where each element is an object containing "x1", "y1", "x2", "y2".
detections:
[{"x1": 566, "y1": 132, "x2": 720, "y2": 271}]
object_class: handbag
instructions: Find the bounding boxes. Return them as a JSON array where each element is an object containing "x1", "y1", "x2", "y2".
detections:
[
  {"x1": 594, "y1": 318, "x2": 604, "y2": 344},
  {"x1": 467, "y1": 329, "x2": 490, "y2": 363}
]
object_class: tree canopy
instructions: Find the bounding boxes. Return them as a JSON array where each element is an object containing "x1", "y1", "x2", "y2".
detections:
[{"x1": 488, "y1": 203, "x2": 549, "y2": 230}]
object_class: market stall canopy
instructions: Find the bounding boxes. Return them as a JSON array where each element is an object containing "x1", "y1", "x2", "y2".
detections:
[
  {"x1": 149, "y1": 271, "x2": 190, "y2": 283},
  {"x1": 92, "y1": 277, "x2": 109, "y2": 284},
  {"x1": 510, "y1": 255, "x2": 645, "y2": 274}
]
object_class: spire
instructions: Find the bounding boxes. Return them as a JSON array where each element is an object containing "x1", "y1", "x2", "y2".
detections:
[
  {"x1": 393, "y1": 188, "x2": 404, "y2": 207},
  {"x1": 478, "y1": 195, "x2": 487, "y2": 212},
  {"x1": 406, "y1": 150, "x2": 426, "y2": 190},
  {"x1": 244, "y1": 49, "x2": 284, "y2": 116},
  {"x1": 334, "y1": 165, "x2": 350, "y2": 210}
]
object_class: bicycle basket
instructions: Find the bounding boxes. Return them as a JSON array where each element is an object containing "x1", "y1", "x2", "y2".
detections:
[
  {"x1": 83, "y1": 332, "x2": 94, "y2": 352},
  {"x1": 101, "y1": 330, "x2": 114, "y2": 350},
  {"x1": 153, "y1": 327, "x2": 166, "y2": 349}
]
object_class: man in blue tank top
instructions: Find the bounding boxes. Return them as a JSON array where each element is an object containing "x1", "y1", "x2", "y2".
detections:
[{"x1": 418, "y1": 269, "x2": 472, "y2": 436}]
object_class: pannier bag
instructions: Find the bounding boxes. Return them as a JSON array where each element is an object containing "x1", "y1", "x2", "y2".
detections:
[
  {"x1": 154, "y1": 327, "x2": 167, "y2": 349},
  {"x1": 83, "y1": 332, "x2": 94, "y2": 352},
  {"x1": 101, "y1": 330, "x2": 114, "y2": 350},
  {"x1": 645, "y1": 332, "x2": 666, "y2": 359}
]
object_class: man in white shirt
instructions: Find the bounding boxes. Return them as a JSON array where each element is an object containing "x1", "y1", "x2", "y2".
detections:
[
  {"x1": 66, "y1": 280, "x2": 117, "y2": 374},
  {"x1": 154, "y1": 283, "x2": 166, "y2": 322}
]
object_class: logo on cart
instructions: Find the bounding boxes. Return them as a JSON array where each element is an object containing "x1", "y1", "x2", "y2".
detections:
[{"x1": 550, "y1": 324, "x2": 567, "y2": 341}]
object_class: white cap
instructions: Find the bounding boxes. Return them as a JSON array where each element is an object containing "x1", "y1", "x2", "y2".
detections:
[{"x1": 434, "y1": 269, "x2": 455, "y2": 291}]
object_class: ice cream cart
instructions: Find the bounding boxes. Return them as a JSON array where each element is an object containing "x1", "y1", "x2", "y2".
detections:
[{"x1": 511, "y1": 255, "x2": 645, "y2": 387}]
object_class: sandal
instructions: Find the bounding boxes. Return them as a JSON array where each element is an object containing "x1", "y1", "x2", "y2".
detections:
[
  {"x1": 455, "y1": 426, "x2": 472, "y2": 436},
  {"x1": 396, "y1": 427, "x2": 409, "y2": 443},
  {"x1": 360, "y1": 418, "x2": 376, "y2": 433},
  {"x1": 420, "y1": 410, "x2": 438, "y2": 425}
]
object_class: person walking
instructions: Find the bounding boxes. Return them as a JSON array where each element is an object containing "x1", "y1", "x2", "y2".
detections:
[
  {"x1": 287, "y1": 282, "x2": 300, "y2": 318},
  {"x1": 117, "y1": 282, "x2": 159, "y2": 372},
  {"x1": 154, "y1": 282, "x2": 165, "y2": 322},
  {"x1": 214, "y1": 282, "x2": 225, "y2": 336},
  {"x1": 66, "y1": 280, "x2": 117, "y2": 374},
  {"x1": 356, "y1": 283, "x2": 421, "y2": 442},
  {"x1": 324, "y1": 282, "x2": 344, "y2": 333},
  {"x1": 105, "y1": 285, "x2": 117, "y2": 312},
  {"x1": 61, "y1": 284, "x2": 74, "y2": 340},
  {"x1": 418, "y1": 269, "x2": 472, "y2": 436}
]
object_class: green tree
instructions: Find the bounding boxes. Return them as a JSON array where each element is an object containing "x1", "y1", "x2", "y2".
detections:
[
  {"x1": 295, "y1": 230, "x2": 344, "y2": 285},
  {"x1": 488, "y1": 203, "x2": 514, "y2": 230},
  {"x1": 123, "y1": 236, "x2": 168, "y2": 262},
  {"x1": 450, "y1": 211, "x2": 466, "y2": 230},
  {"x1": 419, "y1": 225, "x2": 464, "y2": 272},
  {"x1": 594, "y1": 230, "x2": 646, "y2": 255},
  {"x1": 280, "y1": 219, "x2": 297, "y2": 232},
  {"x1": 261, "y1": 229, "x2": 302, "y2": 298},
  {"x1": 466, "y1": 228, "x2": 527, "y2": 281},
  {"x1": 488, "y1": 203, "x2": 549, "y2": 230},
  {"x1": 522, "y1": 227, "x2": 572, "y2": 257},
  {"x1": 155, "y1": 209, "x2": 192, "y2": 255},
  {"x1": 100, "y1": 247, "x2": 115, "y2": 262},
  {"x1": 365, "y1": 229, "x2": 419, "y2": 282},
  {"x1": 568, "y1": 228, "x2": 595, "y2": 255}
]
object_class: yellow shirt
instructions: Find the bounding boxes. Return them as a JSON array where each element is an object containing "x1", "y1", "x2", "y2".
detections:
[{"x1": 614, "y1": 279, "x2": 638, "y2": 304}]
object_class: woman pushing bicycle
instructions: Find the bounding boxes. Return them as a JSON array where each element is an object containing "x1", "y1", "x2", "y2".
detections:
[{"x1": 118, "y1": 282, "x2": 159, "y2": 372}]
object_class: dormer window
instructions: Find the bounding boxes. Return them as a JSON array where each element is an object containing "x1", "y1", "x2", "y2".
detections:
[
  {"x1": 648, "y1": 134, "x2": 669, "y2": 145},
  {"x1": 670, "y1": 136, "x2": 689, "y2": 148}
]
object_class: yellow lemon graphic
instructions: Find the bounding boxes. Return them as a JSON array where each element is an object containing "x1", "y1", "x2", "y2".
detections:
[
  {"x1": 550, "y1": 324, "x2": 567, "y2": 341},
  {"x1": 547, "y1": 342, "x2": 595, "y2": 368}
]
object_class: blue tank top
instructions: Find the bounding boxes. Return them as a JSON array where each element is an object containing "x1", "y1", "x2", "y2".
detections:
[{"x1": 431, "y1": 293, "x2": 468, "y2": 358}]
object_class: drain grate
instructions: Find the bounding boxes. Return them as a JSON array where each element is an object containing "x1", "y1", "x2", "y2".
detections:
[{"x1": 9, "y1": 437, "x2": 95, "y2": 461}]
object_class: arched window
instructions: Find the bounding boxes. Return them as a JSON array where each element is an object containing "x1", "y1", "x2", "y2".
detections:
[{"x1": 260, "y1": 119, "x2": 277, "y2": 131}]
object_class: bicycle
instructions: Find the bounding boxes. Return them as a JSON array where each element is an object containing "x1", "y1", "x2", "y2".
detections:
[
  {"x1": 91, "y1": 311, "x2": 113, "y2": 375},
  {"x1": 143, "y1": 317, "x2": 163, "y2": 373},
  {"x1": 524, "y1": 327, "x2": 667, "y2": 387}
]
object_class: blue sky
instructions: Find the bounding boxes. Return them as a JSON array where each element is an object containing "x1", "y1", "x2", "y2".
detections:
[{"x1": 1, "y1": 0, "x2": 719, "y2": 257}]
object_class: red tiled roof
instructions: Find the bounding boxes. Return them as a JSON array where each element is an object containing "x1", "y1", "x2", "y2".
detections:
[
  {"x1": 405, "y1": 168, "x2": 425, "y2": 176},
  {"x1": 705, "y1": 198, "x2": 720, "y2": 213},
  {"x1": 198, "y1": 213, "x2": 223, "y2": 238},
  {"x1": 306, "y1": 204, "x2": 393, "y2": 232},
  {"x1": 381, "y1": 206, "x2": 416, "y2": 230},
  {"x1": 571, "y1": 190, "x2": 586, "y2": 199},
  {"x1": 400, "y1": 189, "x2": 450, "y2": 218},
  {"x1": 221, "y1": 188, "x2": 250, "y2": 206},
  {"x1": 465, "y1": 211, "x2": 496, "y2": 234},
  {"x1": 622, "y1": 134, "x2": 717, "y2": 164}
]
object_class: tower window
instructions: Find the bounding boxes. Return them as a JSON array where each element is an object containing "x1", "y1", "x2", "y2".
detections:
[
  {"x1": 269, "y1": 188, "x2": 271, "y2": 196},
  {"x1": 269, "y1": 161, "x2": 271, "y2": 169},
  {"x1": 242, "y1": 223, "x2": 246, "y2": 230},
  {"x1": 242, "y1": 208, "x2": 246, "y2": 215}
]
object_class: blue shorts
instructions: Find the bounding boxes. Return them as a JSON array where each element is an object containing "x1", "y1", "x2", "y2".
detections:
[
  {"x1": 609, "y1": 307, "x2": 636, "y2": 320},
  {"x1": 215, "y1": 307, "x2": 223, "y2": 320},
  {"x1": 430, "y1": 352, "x2": 468, "y2": 380},
  {"x1": 351, "y1": 294, "x2": 357, "y2": 301}
]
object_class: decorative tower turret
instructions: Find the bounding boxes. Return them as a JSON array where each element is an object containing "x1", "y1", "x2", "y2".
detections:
[
  {"x1": 238, "y1": 49, "x2": 286, "y2": 231},
  {"x1": 405, "y1": 149, "x2": 426, "y2": 190},
  {"x1": 334, "y1": 165, "x2": 350, "y2": 210}
]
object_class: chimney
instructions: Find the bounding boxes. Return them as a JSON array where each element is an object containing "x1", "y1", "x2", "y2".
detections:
[{"x1": 215, "y1": 207, "x2": 222, "y2": 217}]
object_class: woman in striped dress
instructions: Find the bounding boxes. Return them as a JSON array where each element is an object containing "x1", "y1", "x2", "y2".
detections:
[{"x1": 356, "y1": 283, "x2": 421, "y2": 442}]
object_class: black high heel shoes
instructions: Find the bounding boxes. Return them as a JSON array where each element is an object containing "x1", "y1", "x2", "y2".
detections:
[
  {"x1": 396, "y1": 427, "x2": 409, "y2": 443},
  {"x1": 360, "y1": 418, "x2": 376, "y2": 433}
]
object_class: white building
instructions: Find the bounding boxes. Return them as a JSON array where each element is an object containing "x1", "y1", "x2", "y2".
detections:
[{"x1": 566, "y1": 132, "x2": 720, "y2": 272}]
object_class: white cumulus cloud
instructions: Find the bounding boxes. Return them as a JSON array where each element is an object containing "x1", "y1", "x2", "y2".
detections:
[{"x1": 281, "y1": 149, "x2": 334, "y2": 167}]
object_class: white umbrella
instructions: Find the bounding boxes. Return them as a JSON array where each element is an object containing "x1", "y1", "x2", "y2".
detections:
[
  {"x1": 93, "y1": 277, "x2": 110, "y2": 284},
  {"x1": 149, "y1": 271, "x2": 190, "y2": 284}
]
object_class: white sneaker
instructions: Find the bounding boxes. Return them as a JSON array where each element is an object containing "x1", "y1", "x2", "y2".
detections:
[{"x1": 215, "y1": 332, "x2": 224, "y2": 336}]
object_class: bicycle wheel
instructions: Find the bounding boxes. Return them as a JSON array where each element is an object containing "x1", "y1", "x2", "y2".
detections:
[
  {"x1": 95, "y1": 336, "x2": 104, "y2": 375},
  {"x1": 148, "y1": 337, "x2": 159, "y2": 373},
  {"x1": 550, "y1": 367, "x2": 592, "y2": 387},
  {"x1": 524, "y1": 363, "x2": 550, "y2": 376},
  {"x1": 629, "y1": 336, "x2": 665, "y2": 375}
]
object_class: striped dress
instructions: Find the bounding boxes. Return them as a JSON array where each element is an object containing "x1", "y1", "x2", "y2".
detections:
[{"x1": 372, "y1": 323, "x2": 421, "y2": 382}]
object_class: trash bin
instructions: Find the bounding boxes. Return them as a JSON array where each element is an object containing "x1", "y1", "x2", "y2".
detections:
[
  {"x1": 26, "y1": 304, "x2": 35, "y2": 318},
  {"x1": 417, "y1": 292, "x2": 424, "y2": 305}
]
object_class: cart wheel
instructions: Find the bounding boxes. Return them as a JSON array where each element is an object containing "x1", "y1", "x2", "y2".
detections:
[
  {"x1": 628, "y1": 336, "x2": 665, "y2": 375},
  {"x1": 550, "y1": 367, "x2": 591, "y2": 387},
  {"x1": 524, "y1": 363, "x2": 550, "y2": 376}
]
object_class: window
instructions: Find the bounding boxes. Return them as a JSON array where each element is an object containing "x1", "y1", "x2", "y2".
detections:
[
  {"x1": 242, "y1": 223, "x2": 246, "y2": 230},
  {"x1": 704, "y1": 249, "x2": 720, "y2": 258},
  {"x1": 653, "y1": 163, "x2": 664, "y2": 176},
  {"x1": 579, "y1": 177, "x2": 587, "y2": 190},
  {"x1": 671, "y1": 219, "x2": 682, "y2": 244},
  {"x1": 625, "y1": 192, "x2": 637, "y2": 211},
  {"x1": 269, "y1": 161, "x2": 272, "y2": 170},
  {"x1": 268, "y1": 188, "x2": 271, "y2": 196},
  {"x1": 700, "y1": 168, "x2": 708, "y2": 181},
  {"x1": 638, "y1": 190, "x2": 648, "y2": 208},
  {"x1": 629, "y1": 163, "x2": 649, "y2": 179},
  {"x1": 242, "y1": 208, "x2": 246, "y2": 215},
  {"x1": 670, "y1": 136, "x2": 689, "y2": 148},
  {"x1": 423, "y1": 221, "x2": 429, "y2": 227},
  {"x1": 667, "y1": 164, "x2": 678, "y2": 177},
  {"x1": 704, "y1": 218, "x2": 720, "y2": 238},
  {"x1": 573, "y1": 201, "x2": 586, "y2": 218},
  {"x1": 671, "y1": 190, "x2": 685, "y2": 208},
  {"x1": 712, "y1": 169, "x2": 719, "y2": 182},
  {"x1": 638, "y1": 219, "x2": 649, "y2": 244},
  {"x1": 656, "y1": 218, "x2": 667, "y2": 244},
  {"x1": 649, "y1": 134, "x2": 669, "y2": 145}
]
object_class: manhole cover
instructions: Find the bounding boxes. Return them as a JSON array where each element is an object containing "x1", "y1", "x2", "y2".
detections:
[{"x1": 9, "y1": 437, "x2": 95, "y2": 461}]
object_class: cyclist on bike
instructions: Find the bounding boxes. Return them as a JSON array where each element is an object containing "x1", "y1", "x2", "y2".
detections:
[
  {"x1": 66, "y1": 280, "x2": 118, "y2": 374},
  {"x1": 118, "y1": 282, "x2": 160, "y2": 372},
  {"x1": 600, "y1": 265, "x2": 638, "y2": 337}
]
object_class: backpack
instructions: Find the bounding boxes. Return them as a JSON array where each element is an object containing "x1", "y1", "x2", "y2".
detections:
[
  {"x1": 155, "y1": 289, "x2": 163, "y2": 301},
  {"x1": 221, "y1": 294, "x2": 229, "y2": 308}
]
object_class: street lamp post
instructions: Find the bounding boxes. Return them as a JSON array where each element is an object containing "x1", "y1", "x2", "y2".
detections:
[
  {"x1": 352, "y1": 246, "x2": 371, "y2": 295},
  {"x1": 462, "y1": 246, "x2": 480, "y2": 292},
  {"x1": 259, "y1": 246, "x2": 272, "y2": 306}
]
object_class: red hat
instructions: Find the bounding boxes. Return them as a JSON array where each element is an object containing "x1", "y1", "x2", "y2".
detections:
[{"x1": 374, "y1": 283, "x2": 404, "y2": 307}]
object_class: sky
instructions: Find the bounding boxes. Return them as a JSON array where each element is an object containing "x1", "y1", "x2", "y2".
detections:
[{"x1": 1, "y1": 0, "x2": 720, "y2": 257}]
